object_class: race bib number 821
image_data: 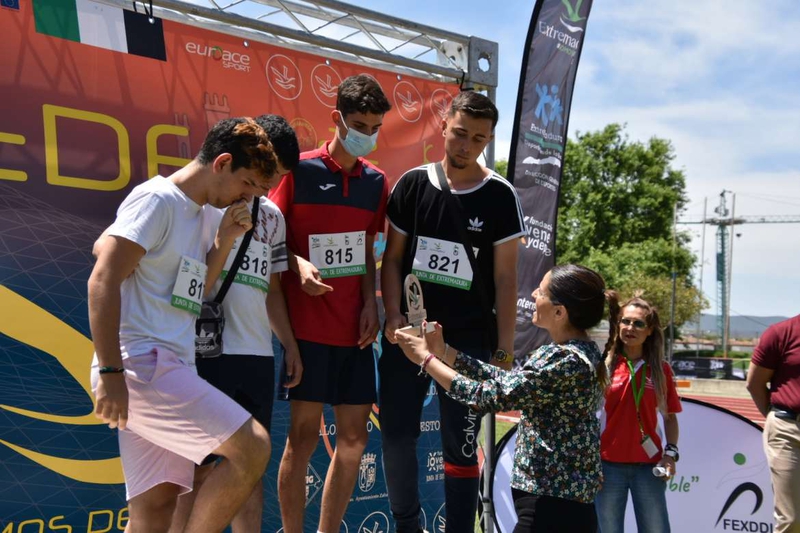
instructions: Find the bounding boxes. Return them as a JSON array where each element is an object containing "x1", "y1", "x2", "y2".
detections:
[{"x1": 412, "y1": 236, "x2": 473, "y2": 290}]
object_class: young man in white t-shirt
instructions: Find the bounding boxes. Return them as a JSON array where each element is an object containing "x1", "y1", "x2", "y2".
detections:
[
  {"x1": 168, "y1": 115, "x2": 304, "y2": 533},
  {"x1": 88, "y1": 117, "x2": 283, "y2": 533}
]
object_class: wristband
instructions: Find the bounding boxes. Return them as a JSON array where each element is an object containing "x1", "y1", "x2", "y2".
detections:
[
  {"x1": 98, "y1": 366, "x2": 125, "y2": 374},
  {"x1": 418, "y1": 353, "x2": 436, "y2": 376}
]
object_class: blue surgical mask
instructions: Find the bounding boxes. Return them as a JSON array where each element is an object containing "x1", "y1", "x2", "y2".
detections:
[{"x1": 339, "y1": 119, "x2": 378, "y2": 158}]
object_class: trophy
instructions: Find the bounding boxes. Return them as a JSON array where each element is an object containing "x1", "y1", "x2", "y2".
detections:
[{"x1": 397, "y1": 274, "x2": 436, "y2": 337}]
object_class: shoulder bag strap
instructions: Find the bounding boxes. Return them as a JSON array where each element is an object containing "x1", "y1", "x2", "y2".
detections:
[
  {"x1": 214, "y1": 198, "x2": 260, "y2": 304},
  {"x1": 433, "y1": 162, "x2": 498, "y2": 351}
]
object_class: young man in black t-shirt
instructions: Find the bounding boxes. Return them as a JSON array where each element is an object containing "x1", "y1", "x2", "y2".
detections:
[{"x1": 379, "y1": 91, "x2": 525, "y2": 533}]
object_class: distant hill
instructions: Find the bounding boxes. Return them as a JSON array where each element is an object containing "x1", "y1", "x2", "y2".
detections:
[{"x1": 684, "y1": 314, "x2": 789, "y2": 339}]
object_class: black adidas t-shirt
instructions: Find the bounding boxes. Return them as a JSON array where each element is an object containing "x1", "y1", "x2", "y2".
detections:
[{"x1": 387, "y1": 164, "x2": 525, "y2": 335}]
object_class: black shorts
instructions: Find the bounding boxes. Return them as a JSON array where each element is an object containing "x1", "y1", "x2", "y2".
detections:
[
  {"x1": 286, "y1": 339, "x2": 376, "y2": 405},
  {"x1": 196, "y1": 354, "x2": 275, "y2": 431}
]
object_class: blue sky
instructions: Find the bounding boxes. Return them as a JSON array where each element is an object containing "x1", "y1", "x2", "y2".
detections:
[{"x1": 349, "y1": 0, "x2": 800, "y2": 320}]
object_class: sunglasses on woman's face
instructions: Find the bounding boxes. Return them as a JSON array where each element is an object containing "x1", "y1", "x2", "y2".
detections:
[{"x1": 620, "y1": 317, "x2": 647, "y2": 329}]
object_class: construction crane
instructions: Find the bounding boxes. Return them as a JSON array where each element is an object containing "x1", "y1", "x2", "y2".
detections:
[{"x1": 679, "y1": 190, "x2": 800, "y2": 355}]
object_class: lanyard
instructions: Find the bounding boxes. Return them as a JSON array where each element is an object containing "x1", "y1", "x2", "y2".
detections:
[{"x1": 626, "y1": 358, "x2": 647, "y2": 436}]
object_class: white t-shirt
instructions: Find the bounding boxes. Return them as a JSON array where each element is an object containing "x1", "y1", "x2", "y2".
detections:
[
  {"x1": 204, "y1": 197, "x2": 288, "y2": 357},
  {"x1": 104, "y1": 176, "x2": 212, "y2": 363}
]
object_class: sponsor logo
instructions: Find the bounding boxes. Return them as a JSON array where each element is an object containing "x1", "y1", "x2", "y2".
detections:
[
  {"x1": 358, "y1": 511, "x2": 390, "y2": 533},
  {"x1": 311, "y1": 63, "x2": 342, "y2": 108},
  {"x1": 393, "y1": 81, "x2": 423, "y2": 123},
  {"x1": 560, "y1": 0, "x2": 587, "y2": 32},
  {"x1": 715, "y1": 482, "x2": 773, "y2": 532},
  {"x1": 538, "y1": 1, "x2": 587, "y2": 57},
  {"x1": 468, "y1": 217, "x2": 484, "y2": 232},
  {"x1": 319, "y1": 183, "x2": 336, "y2": 191},
  {"x1": 305, "y1": 463, "x2": 323, "y2": 505},
  {"x1": 289, "y1": 118, "x2": 317, "y2": 152},
  {"x1": 358, "y1": 453, "x2": 378, "y2": 492},
  {"x1": 2, "y1": 0, "x2": 20, "y2": 10},
  {"x1": 517, "y1": 296, "x2": 536, "y2": 323},
  {"x1": 266, "y1": 54, "x2": 303, "y2": 100},
  {"x1": 427, "y1": 451, "x2": 444, "y2": 472},
  {"x1": 429, "y1": 88, "x2": 454, "y2": 125},
  {"x1": 523, "y1": 155, "x2": 561, "y2": 168},
  {"x1": 520, "y1": 216, "x2": 553, "y2": 256},
  {"x1": 534, "y1": 83, "x2": 563, "y2": 128},
  {"x1": 185, "y1": 42, "x2": 251, "y2": 72},
  {"x1": 433, "y1": 503, "x2": 447, "y2": 533}
]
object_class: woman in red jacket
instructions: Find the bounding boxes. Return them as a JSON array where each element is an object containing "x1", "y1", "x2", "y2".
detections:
[{"x1": 595, "y1": 293, "x2": 682, "y2": 532}]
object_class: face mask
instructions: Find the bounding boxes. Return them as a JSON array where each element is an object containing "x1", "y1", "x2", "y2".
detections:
[{"x1": 338, "y1": 117, "x2": 378, "y2": 158}]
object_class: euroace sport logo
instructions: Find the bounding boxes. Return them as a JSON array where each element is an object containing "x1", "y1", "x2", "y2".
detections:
[{"x1": 185, "y1": 42, "x2": 251, "y2": 72}]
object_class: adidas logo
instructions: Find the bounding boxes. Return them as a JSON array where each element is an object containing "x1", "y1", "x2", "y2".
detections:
[
  {"x1": 468, "y1": 217, "x2": 484, "y2": 232},
  {"x1": 319, "y1": 183, "x2": 336, "y2": 191}
]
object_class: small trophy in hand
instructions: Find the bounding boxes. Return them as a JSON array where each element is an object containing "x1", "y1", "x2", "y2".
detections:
[{"x1": 398, "y1": 274, "x2": 436, "y2": 337}]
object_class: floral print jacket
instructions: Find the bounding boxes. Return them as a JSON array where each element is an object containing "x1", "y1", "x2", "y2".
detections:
[{"x1": 449, "y1": 340, "x2": 603, "y2": 503}]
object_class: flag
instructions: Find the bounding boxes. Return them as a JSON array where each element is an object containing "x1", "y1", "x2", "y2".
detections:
[
  {"x1": 510, "y1": 0, "x2": 593, "y2": 360},
  {"x1": 32, "y1": 0, "x2": 166, "y2": 61}
]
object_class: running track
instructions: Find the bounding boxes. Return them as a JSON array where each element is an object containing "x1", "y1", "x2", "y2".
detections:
[
  {"x1": 498, "y1": 394, "x2": 766, "y2": 427},
  {"x1": 681, "y1": 394, "x2": 766, "y2": 427}
]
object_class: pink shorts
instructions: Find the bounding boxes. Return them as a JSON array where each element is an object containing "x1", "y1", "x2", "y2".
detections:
[{"x1": 91, "y1": 348, "x2": 251, "y2": 500}]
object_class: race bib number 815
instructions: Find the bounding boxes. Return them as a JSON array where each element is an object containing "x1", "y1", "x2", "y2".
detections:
[{"x1": 309, "y1": 231, "x2": 366, "y2": 278}]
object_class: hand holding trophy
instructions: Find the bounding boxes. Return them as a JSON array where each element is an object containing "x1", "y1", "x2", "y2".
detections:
[{"x1": 397, "y1": 274, "x2": 437, "y2": 337}]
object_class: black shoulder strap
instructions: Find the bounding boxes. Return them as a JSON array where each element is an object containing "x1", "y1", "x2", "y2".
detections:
[
  {"x1": 214, "y1": 198, "x2": 259, "y2": 304},
  {"x1": 433, "y1": 162, "x2": 498, "y2": 351}
]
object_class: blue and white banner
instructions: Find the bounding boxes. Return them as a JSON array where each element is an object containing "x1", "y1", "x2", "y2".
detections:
[{"x1": 509, "y1": 0, "x2": 594, "y2": 359}]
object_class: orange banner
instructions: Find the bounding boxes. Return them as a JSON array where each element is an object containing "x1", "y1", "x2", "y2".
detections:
[{"x1": 0, "y1": 1, "x2": 458, "y2": 222}]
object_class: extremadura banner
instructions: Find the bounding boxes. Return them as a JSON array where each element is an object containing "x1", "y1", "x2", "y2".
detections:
[{"x1": 509, "y1": 0, "x2": 594, "y2": 360}]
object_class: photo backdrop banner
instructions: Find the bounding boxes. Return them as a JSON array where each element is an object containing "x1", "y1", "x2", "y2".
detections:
[{"x1": 0, "y1": 1, "x2": 460, "y2": 530}]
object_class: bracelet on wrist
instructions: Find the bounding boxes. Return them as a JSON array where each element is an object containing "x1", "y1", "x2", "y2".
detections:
[
  {"x1": 98, "y1": 366, "x2": 125, "y2": 374},
  {"x1": 418, "y1": 353, "x2": 436, "y2": 376}
]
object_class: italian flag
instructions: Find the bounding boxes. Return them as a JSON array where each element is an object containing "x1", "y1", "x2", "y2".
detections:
[{"x1": 32, "y1": 0, "x2": 166, "y2": 61}]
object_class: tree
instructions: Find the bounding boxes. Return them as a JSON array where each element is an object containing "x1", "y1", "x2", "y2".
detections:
[
  {"x1": 494, "y1": 159, "x2": 508, "y2": 178},
  {"x1": 497, "y1": 123, "x2": 707, "y2": 328},
  {"x1": 557, "y1": 124, "x2": 689, "y2": 266}
]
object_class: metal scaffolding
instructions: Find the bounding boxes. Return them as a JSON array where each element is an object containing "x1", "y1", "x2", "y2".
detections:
[{"x1": 97, "y1": 0, "x2": 498, "y2": 87}]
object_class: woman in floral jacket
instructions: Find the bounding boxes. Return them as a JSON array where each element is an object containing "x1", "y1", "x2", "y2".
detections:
[{"x1": 396, "y1": 264, "x2": 609, "y2": 533}]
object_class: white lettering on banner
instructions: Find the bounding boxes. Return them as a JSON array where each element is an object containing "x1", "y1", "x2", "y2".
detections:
[
  {"x1": 528, "y1": 121, "x2": 564, "y2": 144},
  {"x1": 522, "y1": 216, "x2": 553, "y2": 256},
  {"x1": 420, "y1": 420, "x2": 440, "y2": 432},
  {"x1": 185, "y1": 42, "x2": 252, "y2": 72},
  {"x1": 426, "y1": 451, "x2": 444, "y2": 473},
  {"x1": 537, "y1": 21, "x2": 580, "y2": 57}
]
